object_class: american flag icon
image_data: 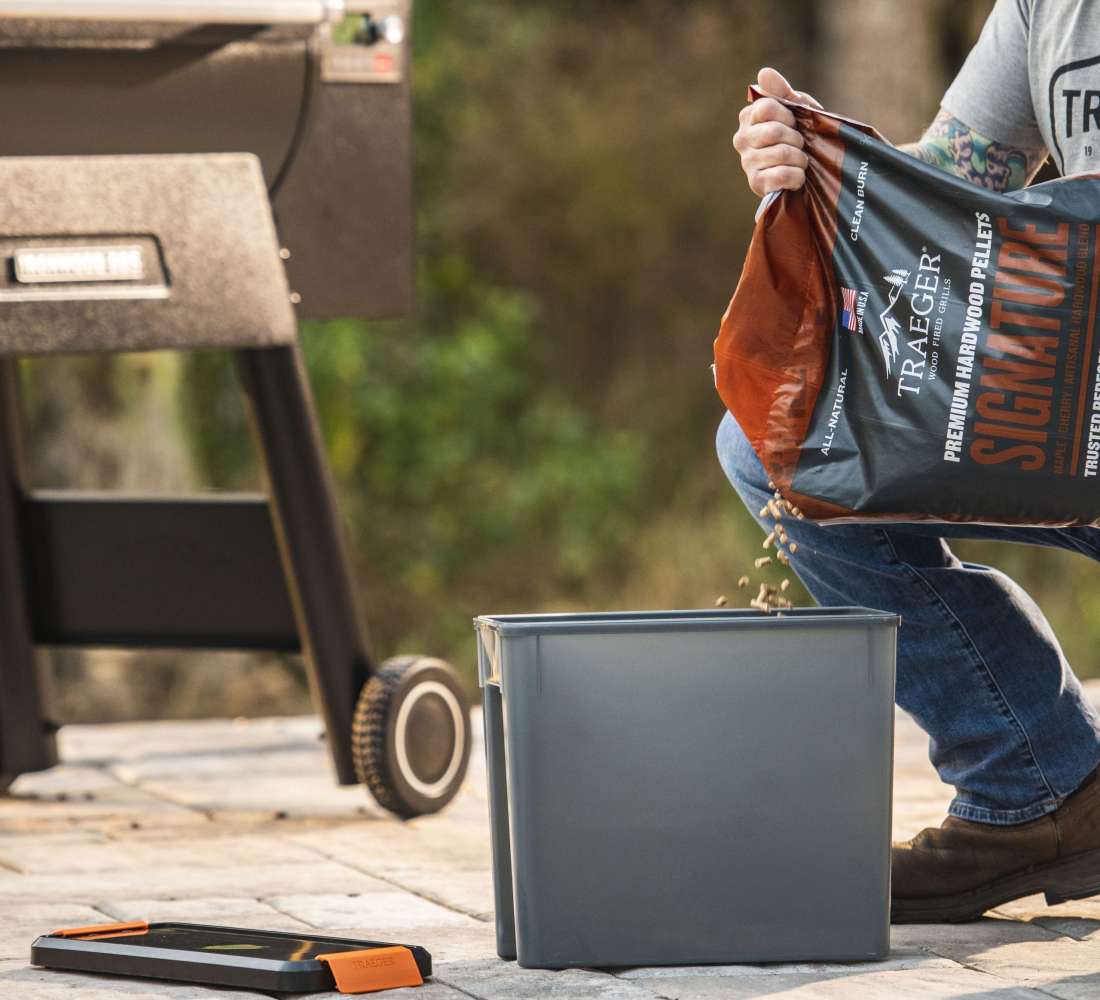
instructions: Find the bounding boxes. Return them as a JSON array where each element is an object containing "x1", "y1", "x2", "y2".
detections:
[{"x1": 840, "y1": 286, "x2": 858, "y2": 330}]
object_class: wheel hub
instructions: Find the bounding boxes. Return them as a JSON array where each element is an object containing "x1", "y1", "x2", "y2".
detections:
[{"x1": 403, "y1": 691, "x2": 456, "y2": 785}]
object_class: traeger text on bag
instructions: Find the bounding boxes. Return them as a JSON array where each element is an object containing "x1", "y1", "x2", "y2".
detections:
[{"x1": 714, "y1": 88, "x2": 1100, "y2": 525}]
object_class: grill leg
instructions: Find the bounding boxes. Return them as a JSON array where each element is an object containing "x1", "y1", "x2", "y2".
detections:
[
  {"x1": 235, "y1": 344, "x2": 373, "y2": 785},
  {"x1": 0, "y1": 359, "x2": 57, "y2": 788}
]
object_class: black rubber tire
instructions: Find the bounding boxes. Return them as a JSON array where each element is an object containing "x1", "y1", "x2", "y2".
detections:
[{"x1": 352, "y1": 655, "x2": 472, "y2": 819}]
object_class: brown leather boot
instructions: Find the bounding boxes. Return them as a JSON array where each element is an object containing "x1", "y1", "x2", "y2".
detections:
[{"x1": 892, "y1": 766, "x2": 1100, "y2": 923}]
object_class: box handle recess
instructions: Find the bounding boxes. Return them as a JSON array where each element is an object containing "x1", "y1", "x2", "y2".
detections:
[
  {"x1": 476, "y1": 622, "x2": 502, "y2": 687},
  {"x1": 52, "y1": 921, "x2": 150, "y2": 940},
  {"x1": 317, "y1": 946, "x2": 423, "y2": 994}
]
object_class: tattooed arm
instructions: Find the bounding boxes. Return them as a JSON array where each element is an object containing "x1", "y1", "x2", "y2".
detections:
[{"x1": 898, "y1": 109, "x2": 1048, "y2": 192}]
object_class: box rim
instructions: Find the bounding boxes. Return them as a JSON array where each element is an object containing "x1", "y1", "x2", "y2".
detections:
[{"x1": 474, "y1": 606, "x2": 899, "y2": 636}]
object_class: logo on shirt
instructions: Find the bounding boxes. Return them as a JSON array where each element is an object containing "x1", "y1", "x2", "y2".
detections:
[{"x1": 1049, "y1": 56, "x2": 1100, "y2": 172}]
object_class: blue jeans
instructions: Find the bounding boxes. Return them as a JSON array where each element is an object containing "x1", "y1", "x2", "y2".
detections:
[{"x1": 716, "y1": 411, "x2": 1100, "y2": 826}]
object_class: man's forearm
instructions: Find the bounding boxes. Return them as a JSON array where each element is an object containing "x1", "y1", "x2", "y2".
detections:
[{"x1": 898, "y1": 108, "x2": 1047, "y2": 193}]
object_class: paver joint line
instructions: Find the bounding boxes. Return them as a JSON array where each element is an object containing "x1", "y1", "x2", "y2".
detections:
[
  {"x1": 432, "y1": 976, "x2": 489, "y2": 1000},
  {"x1": 917, "y1": 932, "x2": 1094, "y2": 998},
  {"x1": 283, "y1": 835, "x2": 492, "y2": 924},
  {"x1": 101, "y1": 753, "x2": 214, "y2": 820},
  {"x1": 258, "y1": 896, "x2": 322, "y2": 930},
  {"x1": 989, "y1": 907, "x2": 1079, "y2": 939}
]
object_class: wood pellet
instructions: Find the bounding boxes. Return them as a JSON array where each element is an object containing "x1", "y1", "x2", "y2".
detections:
[{"x1": 734, "y1": 487, "x2": 806, "y2": 611}]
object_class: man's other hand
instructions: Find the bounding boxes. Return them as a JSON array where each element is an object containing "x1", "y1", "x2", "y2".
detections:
[{"x1": 733, "y1": 67, "x2": 821, "y2": 198}]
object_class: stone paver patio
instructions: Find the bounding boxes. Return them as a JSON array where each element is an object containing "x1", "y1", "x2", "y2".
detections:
[{"x1": 5, "y1": 686, "x2": 1100, "y2": 999}]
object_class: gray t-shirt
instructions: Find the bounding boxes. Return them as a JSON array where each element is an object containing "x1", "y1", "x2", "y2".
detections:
[{"x1": 942, "y1": 0, "x2": 1100, "y2": 175}]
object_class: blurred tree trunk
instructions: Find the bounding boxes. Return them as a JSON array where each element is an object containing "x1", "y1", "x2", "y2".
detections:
[
  {"x1": 20, "y1": 354, "x2": 200, "y2": 723},
  {"x1": 814, "y1": 0, "x2": 945, "y2": 142},
  {"x1": 22, "y1": 354, "x2": 195, "y2": 491},
  {"x1": 814, "y1": 0, "x2": 995, "y2": 143}
]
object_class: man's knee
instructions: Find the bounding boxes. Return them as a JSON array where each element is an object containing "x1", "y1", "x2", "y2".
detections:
[{"x1": 716, "y1": 411, "x2": 770, "y2": 500}]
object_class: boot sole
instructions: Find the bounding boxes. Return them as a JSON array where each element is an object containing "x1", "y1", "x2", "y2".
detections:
[{"x1": 892, "y1": 845, "x2": 1100, "y2": 924}]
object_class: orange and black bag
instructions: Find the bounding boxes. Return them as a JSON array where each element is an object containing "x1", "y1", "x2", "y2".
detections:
[{"x1": 714, "y1": 89, "x2": 1100, "y2": 525}]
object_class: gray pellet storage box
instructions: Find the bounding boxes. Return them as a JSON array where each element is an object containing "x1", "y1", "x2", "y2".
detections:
[{"x1": 476, "y1": 607, "x2": 898, "y2": 969}]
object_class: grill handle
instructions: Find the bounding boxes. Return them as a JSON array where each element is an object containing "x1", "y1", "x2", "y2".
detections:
[{"x1": 0, "y1": 0, "x2": 347, "y2": 24}]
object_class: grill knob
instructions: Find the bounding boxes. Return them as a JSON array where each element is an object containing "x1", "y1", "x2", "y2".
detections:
[{"x1": 357, "y1": 13, "x2": 404, "y2": 46}]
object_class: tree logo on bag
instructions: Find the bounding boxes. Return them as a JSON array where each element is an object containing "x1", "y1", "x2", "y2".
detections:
[
  {"x1": 842, "y1": 257, "x2": 936, "y2": 398},
  {"x1": 877, "y1": 269, "x2": 909, "y2": 378},
  {"x1": 868, "y1": 251, "x2": 940, "y2": 397}
]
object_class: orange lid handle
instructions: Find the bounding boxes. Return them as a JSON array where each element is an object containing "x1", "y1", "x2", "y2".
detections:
[
  {"x1": 317, "y1": 946, "x2": 423, "y2": 994},
  {"x1": 52, "y1": 921, "x2": 150, "y2": 940}
]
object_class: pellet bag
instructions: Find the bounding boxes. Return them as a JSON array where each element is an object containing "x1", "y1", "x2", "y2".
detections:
[{"x1": 714, "y1": 89, "x2": 1100, "y2": 525}]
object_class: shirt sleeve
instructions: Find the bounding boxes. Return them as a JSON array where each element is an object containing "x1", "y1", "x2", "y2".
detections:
[{"x1": 940, "y1": 0, "x2": 1045, "y2": 149}]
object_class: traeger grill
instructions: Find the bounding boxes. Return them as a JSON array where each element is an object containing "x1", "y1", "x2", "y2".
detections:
[{"x1": 0, "y1": 0, "x2": 472, "y2": 818}]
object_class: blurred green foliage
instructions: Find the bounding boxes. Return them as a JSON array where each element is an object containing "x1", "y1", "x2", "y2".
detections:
[{"x1": 182, "y1": 271, "x2": 646, "y2": 676}]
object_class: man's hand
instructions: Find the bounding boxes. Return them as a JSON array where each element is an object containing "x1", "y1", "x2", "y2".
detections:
[{"x1": 733, "y1": 67, "x2": 822, "y2": 198}]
